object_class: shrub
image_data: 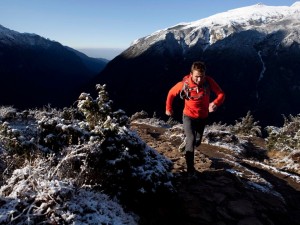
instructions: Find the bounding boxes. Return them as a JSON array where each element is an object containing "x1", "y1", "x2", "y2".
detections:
[
  {"x1": 231, "y1": 111, "x2": 261, "y2": 137},
  {"x1": 0, "y1": 106, "x2": 17, "y2": 121},
  {"x1": 130, "y1": 110, "x2": 149, "y2": 121},
  {"x1": 0, "y1": 84, "x2": 174, "y2": 211},
  {"x1": 266, "y1": 114, "x2": 300, "y2": 151}
]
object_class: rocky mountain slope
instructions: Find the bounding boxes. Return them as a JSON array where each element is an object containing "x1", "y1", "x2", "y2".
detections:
[
  {"x1": 95, "y1": 2, "x2": 300, "y2": 127},
  {"x1": 0, "y1": 24, "x2": 107, "y2": 108}
]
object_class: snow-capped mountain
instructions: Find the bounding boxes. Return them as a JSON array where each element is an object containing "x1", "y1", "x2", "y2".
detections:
[
  {"x1": 95, "y1": 2, "x2": 300, "y2": 126},
  {"x1": 0, "y1": 24, "x2": 53, "y2": 47},
  {"x1": 130, "y1": 2, "x2": 300, "y2": 56},
  {"x1": 0, "y1": 24, "x2": 107, "y2": 108}
]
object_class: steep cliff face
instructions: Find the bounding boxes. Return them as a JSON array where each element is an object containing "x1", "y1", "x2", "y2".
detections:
[{"x1": 95, "y1": 3, "x2": 300, "y2": 126}]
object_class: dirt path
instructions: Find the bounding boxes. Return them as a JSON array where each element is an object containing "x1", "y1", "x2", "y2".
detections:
[{"x1": 130, "y1": 123, "x2": 300, "y2": 225}]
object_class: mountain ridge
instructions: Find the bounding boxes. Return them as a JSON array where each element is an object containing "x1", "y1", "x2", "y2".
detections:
[
  {"x1": 129, "y1": 2, "x2": 300, "y2": 57},
  {"x1": 0, "y1": 24, "x2": 107, "y2": 108}
]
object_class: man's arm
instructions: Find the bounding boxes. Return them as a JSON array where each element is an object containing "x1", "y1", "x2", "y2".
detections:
[
  {"x1": 207, "y1": 77, "x2": 225, "y2": 112},
  {"x1": 166, "y1": 82, "x2": 183, "y2": 116}
]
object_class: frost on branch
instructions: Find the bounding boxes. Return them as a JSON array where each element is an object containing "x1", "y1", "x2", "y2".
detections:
[
  {"x1": 266, "y1": 114, "x2": 300, "y2": 151},
  {"x1": 77, "y1": 84, "x2": 129, "y2": 130},
  {"x1": 0, "y1": 157, "x2": 138, "y2": 224},
  {"x1": 231, "y1": 111, "x2": 261, "y2": 137}
]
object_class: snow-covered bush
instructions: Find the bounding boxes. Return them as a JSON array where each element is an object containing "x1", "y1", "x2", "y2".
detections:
[
  {"x1": 0, "y1": 114, "x2": 37, "y2": 155},
  {"x1": 72, "y1": 84, "x2": 173, "y2": 198},
  {"x1": 264, "y1": 115, "x2": 300, "y2": 174},
  {"x1": 130, "y1": 110, "x2": 149, "y2": 121},
  {"x1": 0, "y1": 106, "x2": 17, "y2": 121},
  {"x1": 78, "y1": 84, "x2": 129, "y2": 130},
  {"x1": 37, "y1": 113, "x2": 89, "y2": 152},
  {"x1": 0, "y1": 157, "x2": 138, "y2": 224},
  {"x1": 0, "y1": 84, "x2": 174, "y2": 223},
  {"x1": 231, "y1": 111, "x2": 261, "y2": 137},
  {"x1": 205, "y1": 129, "x2": 239, "y2": 144},
  {"x1": 202, "y1": 121, "x2": 238, "y2": 144},
  {"x1": 266, "y1": 114, "x2": 300, "y2": 151}
]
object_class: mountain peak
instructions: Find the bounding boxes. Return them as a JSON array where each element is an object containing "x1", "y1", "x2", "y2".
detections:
[
  {"x1": 291, "y1": 1, "x2": 300, "y2": 7},
  {"x1": 196, "y1": 3, "x2": 293, "y2": 27},
  {"x1": 255, "y1": 3, "x2": 266, "y2": 7}
]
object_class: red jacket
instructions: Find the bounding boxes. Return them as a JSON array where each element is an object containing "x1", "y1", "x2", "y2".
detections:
[{"x1": 166, "y1": 75, "x2": 225, "y2": 119}]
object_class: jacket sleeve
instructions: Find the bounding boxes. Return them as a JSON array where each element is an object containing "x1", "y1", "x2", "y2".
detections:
[
  {"x1": 207, "y1": 77, "x2": 225, "y2": 106},
  {"x1": 166, "y1": 81, "x2": 183, "y2": 112}
]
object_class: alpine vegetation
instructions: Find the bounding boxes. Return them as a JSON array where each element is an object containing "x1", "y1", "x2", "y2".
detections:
[
  {"x1": 266, "y1": 114, "x2": 300, "y2": 152},
  {"x1": 0, "y1": 84, "x2": 173, "y2": 224}
]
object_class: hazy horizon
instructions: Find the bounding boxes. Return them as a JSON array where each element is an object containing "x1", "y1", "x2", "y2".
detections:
[{"x1": 76, "y1": 47, "x2": 125, "y2": 60}]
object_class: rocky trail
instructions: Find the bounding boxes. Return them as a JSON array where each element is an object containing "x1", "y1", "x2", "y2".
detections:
[{"x1": 130, "y1": 123, "x2": 300, "y2": 225}]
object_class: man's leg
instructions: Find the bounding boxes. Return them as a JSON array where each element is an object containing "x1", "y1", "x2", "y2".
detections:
[
  {"x1": 194, "y1": 118, "x2": 206, "y2": 147},
  {"x1": 183, "y1": 115, "x2": 196, "y2": 173}
]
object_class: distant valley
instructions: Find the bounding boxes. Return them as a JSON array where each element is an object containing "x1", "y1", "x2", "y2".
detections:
[{"x1": 0, "y1": 24, "x2": 107, "y2": 109}]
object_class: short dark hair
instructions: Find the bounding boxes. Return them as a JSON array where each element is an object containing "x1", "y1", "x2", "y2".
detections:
[{"x1": 191, "y1": 61, "x2": 206, "y2": 73}]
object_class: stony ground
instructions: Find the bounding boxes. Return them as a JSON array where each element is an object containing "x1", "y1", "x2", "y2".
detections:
[{"x1": 130, "y1": 122, "x2": 300, "y2": 225}]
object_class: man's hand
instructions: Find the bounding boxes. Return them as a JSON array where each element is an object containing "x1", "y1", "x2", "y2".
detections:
[
  {"x1": 165, "y1": 110, "x2": 173, "y2": 116},
  {"x1": 209, "y1": 102, "x2": 217, "y2": 113}
]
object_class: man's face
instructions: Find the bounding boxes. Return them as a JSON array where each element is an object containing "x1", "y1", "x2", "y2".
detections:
[{"x1": 191, "y1": 70, "x2": 205, "y2": 85}]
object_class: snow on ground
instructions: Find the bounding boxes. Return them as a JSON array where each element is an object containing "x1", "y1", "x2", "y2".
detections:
[
  {"x1": 2, "y1": 107, "x2": 300, "y2": 224},
  {"x1": 244, "y1": 159, "x2": 300, "y2": 184},
  {"x1": 0, "y1": 161, "x2": 139, "y2": 224},
  {"x1": 132, "y1": 117, "x2": 300, "y2": 196}
]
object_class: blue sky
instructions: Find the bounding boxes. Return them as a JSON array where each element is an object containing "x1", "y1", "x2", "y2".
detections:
[{"x1": 0, "y1": 0, "x2": 298, "y2": 59}]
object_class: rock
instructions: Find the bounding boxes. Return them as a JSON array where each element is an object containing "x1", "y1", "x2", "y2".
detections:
[{"x1": 228, "y1": 199, "x2": 255, "y2": 216}]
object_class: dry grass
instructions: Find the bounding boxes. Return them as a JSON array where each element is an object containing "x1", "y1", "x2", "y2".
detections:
[{"x1": 267, "y1": 149, "x2": 289, "y2": 159}]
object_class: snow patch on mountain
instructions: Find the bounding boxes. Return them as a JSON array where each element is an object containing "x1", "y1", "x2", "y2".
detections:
[
  {"x1": 129, "y1": 2, "x2": 300, "y2": 57},
  {"x1": 0, "y1": 24, "x2": 53, "y2": 48}
]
